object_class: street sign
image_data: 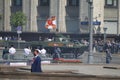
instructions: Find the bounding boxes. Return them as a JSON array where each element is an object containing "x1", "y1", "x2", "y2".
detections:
[
  {"x1": 93, "y1": 21, "x2": 101, "y2": 25},
  {"x1": 17, "y1": 26, "x2": 22, "y2": 31},
  {"x1": 81, "y1": 21, "x2": 89, "y2": 25},
  {"x1": 17, "y1": 26, "x2": 22, "y2": 34},
  {"x1": 81, "y1": 21, "x2": 101, "y2": 25}
]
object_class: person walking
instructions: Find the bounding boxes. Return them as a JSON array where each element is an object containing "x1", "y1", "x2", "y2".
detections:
[
  {"x1": 40, "y1": 47, "x2": 46, "y2": 57},
  {"x1": 31, "y1": 49, "x2": 42, "y2": 72},
  {"x1": 9, "y1": 45, "x2": 16, "y2": 60},
  {"x1": 2, "y1": 46, "x2": 9, "y2": 60},
  {"x1": 104, "y1": 41, "x2": 112, "y2": 64},
  {"x1": 24, "y1": 46, "x2": 31, "y2": 58},
  {"x1": 106, "y1": 48, "x2": 112, "y2": 64},
  {"x1": 53, "y1": 45, "x2": 61, "y2": 60}
]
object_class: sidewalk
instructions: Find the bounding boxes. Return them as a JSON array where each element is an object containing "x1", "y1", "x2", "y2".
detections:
[
  {"x1": 80, "y1": 51, "x2": 120, "y2": 64},
  {"x1": 20, "y1": 64, "x2": 120, "y2": 77}
]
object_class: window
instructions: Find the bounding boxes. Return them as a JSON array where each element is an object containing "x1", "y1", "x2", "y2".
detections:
[
  {"x1": 67, "y1": 0, "x2": 79, "y2": 6},
  {"x1": 39, "y1": 0, "x2": 50, "y2": 6},
  {"x1": 105, "y1": 0, "x2": 118, "y2": 8},
  {"x1": 12, "y1": 0, "x2": 22, "y2": 6}
]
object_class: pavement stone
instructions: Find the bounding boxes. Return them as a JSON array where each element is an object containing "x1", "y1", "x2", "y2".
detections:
[{"x1": 19, "y1": 64, "x2": 120, "y2": 77}]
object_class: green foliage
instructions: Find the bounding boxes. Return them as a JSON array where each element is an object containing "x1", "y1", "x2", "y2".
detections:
[{"x1": 10, "y1": 11, "x2": 27, "y2": 27}]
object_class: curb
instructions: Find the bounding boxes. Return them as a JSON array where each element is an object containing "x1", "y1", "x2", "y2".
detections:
[{"x1": 103, "y1": 66, "x2": 120, "y2": 69}]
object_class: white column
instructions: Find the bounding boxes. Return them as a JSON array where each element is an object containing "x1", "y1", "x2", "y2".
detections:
[
  {"x1": 50, "y1": 0, "x2": 58, "y2": 32},
  {"x1": 0, "y1": 0, "x2": 4, "y2": 31},
  {"x1": 3, "y1": 0, "x2": 11, "y2": 31},
  {"x1": 58, "y1": 0, "x2": 66, "y2": 32},
  {"x1": 118, "y1": 0, "x2": 120, "y2": 35},
  {"x1": 23, "y1": 0, "x2": 38, "y2": 32},
  {"x1": 78, "y1": 0, "x2": 81, "y2": 33},
  {"x1": 22, "y1": 0, "x2": 30, "y2": 32},
  {"x1": 50, "y1": 0, "x2": 57, "y2": 17},
  {"x1": 50, "y1": 0, "x2": 66, "y2": 32},
  {"x1": 79, "y1": 0, "x2": 88, "y2": 21},
  {"x1": 30, "y1": 0, "x2": 38, "y2": 32},
  {"x1": 79, "y1": 0, "x2": 89, "y2": 33},
  {"x1": 93, "y1": 0, "x2": 104, "y2": 33}
]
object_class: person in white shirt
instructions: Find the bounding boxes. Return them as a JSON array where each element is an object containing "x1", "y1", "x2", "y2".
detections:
[
  {"x1": 40, "y1": 47, "x2": 46, "y2": 57},
  {"x1": 9, "y1": 45, "x2": 16, "y2": 60},
  {"x1": 24, "y1": 46, "x2": 31, "y2": 58}
]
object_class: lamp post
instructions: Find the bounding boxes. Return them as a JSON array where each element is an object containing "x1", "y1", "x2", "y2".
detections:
[
  {"x1": 103, "y1": 27, "x2": 107, "y2": 44},
  {"x1": 87, "y1": 0, "x2": 94, "y2": 64},
  {"x1": 17, "y1": 26, "x2": 22, "y2": 49}
]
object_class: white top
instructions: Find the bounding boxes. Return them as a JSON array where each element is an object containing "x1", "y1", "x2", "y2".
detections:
[
  {"x1": 41, "y1": 48, "x2": 46, "y2": 55},
  {"x1": 9, "y1": 47, "x2": 16, "y2": 54},
  {"x1": 24, "y1": 48, "x2": 31, "y2": 55},
  {"x1": 52, "y1": 20, "x2": 56, "y2": 25}
]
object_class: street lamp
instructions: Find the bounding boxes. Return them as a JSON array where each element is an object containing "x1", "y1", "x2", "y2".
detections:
[
  {"x1": 103, "y1": 27, "x2": 107, "y2": 44},
  {"x1": 17, "y1": 26, "x2": 22, "y2": 49},
  {"x1": 87, "y1": 0, "x2": 94, "y2": 64}
]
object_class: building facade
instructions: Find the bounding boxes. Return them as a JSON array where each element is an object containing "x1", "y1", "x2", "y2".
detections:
[{"x1": 0, "y1": 0, "x2": 120, "y2": 34}]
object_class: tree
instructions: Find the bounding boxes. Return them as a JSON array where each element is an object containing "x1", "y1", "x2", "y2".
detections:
[{"x1": 10, "y1": 11, "x2": 27, "y2": 28}]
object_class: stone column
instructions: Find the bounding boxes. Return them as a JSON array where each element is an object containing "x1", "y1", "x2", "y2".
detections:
[
  {"x1": 58, "y1": 0, "x2": 66, "y2": 33},
  {"x1": 49, "y1": 0, "x2": 58, "y2": 32},
  {"x1": 79, "y1": 0, "x2": 88, "y2": 22},
  {"x1": 118, "y1": 0, "x2": 120, "y2": 35},
  {"x1": 3, "y1": 0, "x2": 11, "y2": 31},
  {"x1": 50, "y1": 0, "x2": 66, "y2": 33},
  {"x1": 79, "y1": 0, "x2": 89, "y2": 33},
  {"x1": 30, "y1": 0, "x2": 38, "y2": 32},
  {"x1": 50, "y1": 0, "x2": 57, "y2": 17},
  {"x1": 22, "y1": 0, "x2": 30, "y2": 32},
  {"x1": 78, "y1": 0, "x2": 81, "y2": 33},
  {"x1": 23, "y1": 0, "x2": 38, "y2": 32},
  {"x1": 0, "y1": 0, "x2": 4, "y2": 31},
  {"x1": 93, "y1": 0, "x2": 104, "y2": 33}
]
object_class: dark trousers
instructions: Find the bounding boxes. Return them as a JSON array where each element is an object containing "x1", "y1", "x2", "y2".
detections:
[{"x1": 9, "y1": 54, "x2": 15, "y2": 60}]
